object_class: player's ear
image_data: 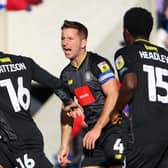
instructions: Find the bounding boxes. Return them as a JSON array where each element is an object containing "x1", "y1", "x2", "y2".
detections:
[
  {"x1": 123, "y1": 28, "x2": 129, "y2": 39},
  {"x1": 123, "y1": 28, "x2": 134, "y2": 45},
  {"x1": 81, "y1": 39, "x2": 87, "y2": 49}
]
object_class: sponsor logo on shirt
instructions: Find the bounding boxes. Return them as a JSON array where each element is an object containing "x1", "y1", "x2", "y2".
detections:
[
  {"x1": 74, "y1": 85, "x2": 95, "y2": 106},
  {"x1": 0, "y1": 57, "x2": 11, "y2": 63},
  {"x1": 144, "y1": 44, "x2": 158, "y2": 52}
]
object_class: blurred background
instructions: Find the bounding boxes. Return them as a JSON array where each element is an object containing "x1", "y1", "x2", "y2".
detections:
[{"x1": 0, "y1": 0, "x2": 159, "y2": 164}]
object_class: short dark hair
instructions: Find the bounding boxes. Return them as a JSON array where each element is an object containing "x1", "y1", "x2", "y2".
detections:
[
  {"x1": 61, "y1": 20, "x2": 88, "y2": 39},
  {"x1": 124, "y1": 7, "x2": 153, "y2": 38}
]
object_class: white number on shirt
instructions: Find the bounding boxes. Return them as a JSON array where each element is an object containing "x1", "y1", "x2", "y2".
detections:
[
  {"x1": 113, "y1": 138, "x2": 124, "y2": 154},
  {"x1": 143, "y1": 64, "x2": 168, "y2": 103},
  {"x1": 16, "y1": 153, "x2": 35, "y2": 168},
  {"x1": 0, "y1": 77, "x2": 30, "y2": 112}
]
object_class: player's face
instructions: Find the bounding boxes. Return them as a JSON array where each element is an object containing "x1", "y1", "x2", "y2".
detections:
[{"x1": 61, "y1": 28, "x2": 86, "y2": 60}]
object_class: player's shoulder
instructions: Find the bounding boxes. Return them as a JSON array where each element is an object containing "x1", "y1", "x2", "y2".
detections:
[
  {"x1": 60, "y1": 62, "x2": 71, "y2": 75},
  {"x1": 87, "y1": 51, "x2": 111, "y2": 64},
  {"x1": 87, "y1": 51, "x2": 107, "y2": 62},
  {"x1": 2, "y1": 52, "x2": 33, "y2": 63},
  {"x1": 137, "y1": 41, "x2": 168, "y2": 55},
  {"x1": 155, "y1": 44, "x2": 168, "y2": 54},
  {"x1": 114, "y1": 45, "x2": 134, "y2": 58},
  {"x1": 0, "y1": 51, "x2": 18, "y2": 59},
  {"x1": 87, "y1": 51, "x2": 114, "y2": 75}
]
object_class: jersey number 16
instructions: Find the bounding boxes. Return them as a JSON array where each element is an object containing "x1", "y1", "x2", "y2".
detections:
[{"x1": 0, "y1": 77, "x2": 30, "y2": 112}]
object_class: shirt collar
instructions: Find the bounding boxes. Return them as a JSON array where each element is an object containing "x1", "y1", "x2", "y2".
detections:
[{"x1": 72, "y1": 51, "x2": 87, "y2": 69}]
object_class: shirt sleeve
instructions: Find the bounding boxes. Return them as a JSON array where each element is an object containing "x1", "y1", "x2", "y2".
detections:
[
  {"x1": 91, "y1": 56, "x2": 116, "y2": 84},
  {"x1": 30, "y1": 58, "x2": 73, "y2": 105},
  {"x1": 114, "y1": 48, "x2": 135, "y2": 82}
]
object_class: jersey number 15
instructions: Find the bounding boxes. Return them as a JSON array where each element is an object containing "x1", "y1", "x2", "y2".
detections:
[{"x1": 143, "y1": 64, "x2": 168, "y2": 103}]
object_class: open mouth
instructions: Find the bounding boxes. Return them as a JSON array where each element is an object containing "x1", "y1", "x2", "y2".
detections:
[{"x1": 63, "y1": 48, "x2": 71, "y2": 54}]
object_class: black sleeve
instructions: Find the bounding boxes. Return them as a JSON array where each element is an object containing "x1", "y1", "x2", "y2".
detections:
[
  {"x1": 30, "y1": 59, "x2": 73, "y2": 105},
  {"x1": 90, "y1": 54, "x2": 116, "y2": 84},
  {"x1": 114, "y1": 48, "x2": 135, "y2": 82}
]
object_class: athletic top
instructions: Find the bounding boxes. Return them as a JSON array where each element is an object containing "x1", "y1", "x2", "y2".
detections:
[
  {"x1": 60, "y1": 51, "x2": 115, "y2": 126},
  {"x1": 114, "y1": 39, "x2": 168, "y2": 144},
  {"x1": 0, "y1": 52, "x2": 73, "y2": 145}
]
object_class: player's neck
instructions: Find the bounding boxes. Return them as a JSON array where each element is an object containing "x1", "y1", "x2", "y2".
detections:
[
  {"x1": 134, "y1": 36, "x2": 149, "y2": 43},
  {"x1": 71, "y1": 50, "x2": 87, "y2": 68}
]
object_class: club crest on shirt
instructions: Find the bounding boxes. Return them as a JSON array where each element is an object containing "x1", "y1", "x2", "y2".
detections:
[
  {"x1": 115, "y1": 55, "x2": 125, "y2": 70},
  {"x1": 97, "y1": 61, "x2": 110, "y2": 73},
  {"x1": 84, "y1": 71, "x2": 94, "y2": 82}
]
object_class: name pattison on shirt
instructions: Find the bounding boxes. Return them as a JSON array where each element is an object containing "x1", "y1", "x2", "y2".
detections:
[{"x1": 0, "y1": 63, "x2": 27, "y2": 73}]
